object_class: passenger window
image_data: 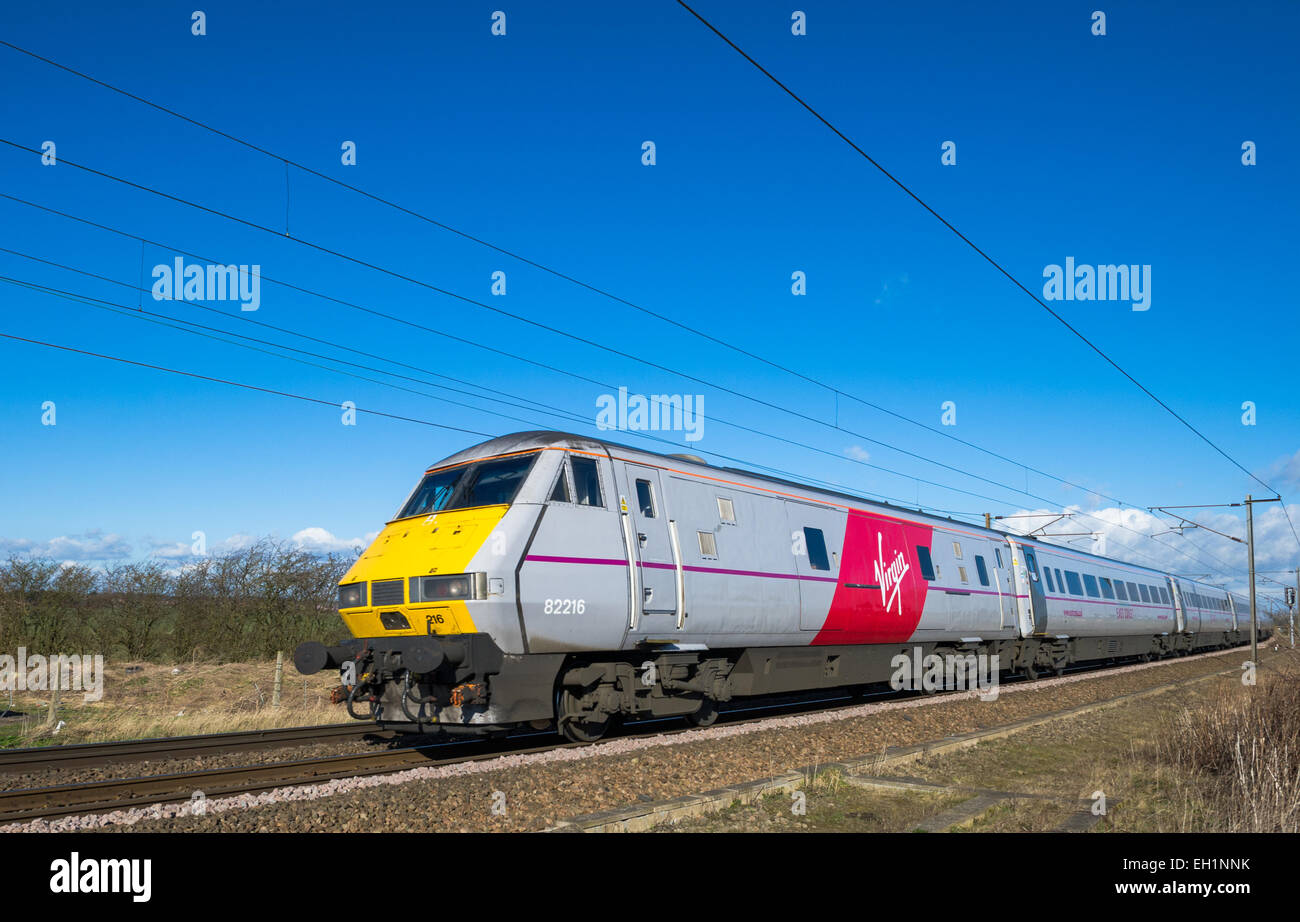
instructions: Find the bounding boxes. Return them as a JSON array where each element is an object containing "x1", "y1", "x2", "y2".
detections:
[
  {"x1": 697, "y1": 530, "x2": 718, "y2": 557},
  {"x1": 958, "y1": 566, "x2": 968, "y2": 584},
  {"x1": 1083, "y1": 574, "x2": 1100, "y2": 598},
  {"x1": 1055, "y1": 569, "x2": 1064, "y2": 592},
  {"x1": 1044, "y1": 567, "x2": 1055, "y2": 592},
  {"x1": 1024, "y1": 549, "x2": 1039, "y2": 577},
  {"x1": 717, "y1": 497, "x2": 736, "y2": 524},
  {"x1": 1115, "y1": 580, "x2": 1128, "y2": 601},
  {"x1": 571, "y1": 457, "x2": 604, "y2": 507},
  {"x1": 975, "y1": 555, "x2": 990, "y2": 587},
  {"x1": 1065, "y1": 571, "x2": 1083, "y2": 595},
  {"x1": 635, "y1": 479, "x2": 655, "y2": 518},
  {"x1": 549, "y1": 466, "x2": 571, "y2": 503},
  {"x1": 1160, "y1": 587, "x2": 1170, "y2": 605},
  {"x1": 952, "y1": 541, "x2": 963, "y2": 559},
  {"x1": 994, "y1": 548, "x2": 1003, "y2": 569},
  {"x1": 916, "y1": 545, "x2": 936, "y2": 581},
  {"x1": 1100, "y1": 578, "x2": 1115, "y2": 600},
  {"x1": 804, "y1": 527, "x2": 830, "y2": 571},
  {"x1": 1138, "y1": 584, "x2": 1151, "y2": 603},
  {"x1": 1127, "y1": 581, "x2": 1139, "y2": 600}
]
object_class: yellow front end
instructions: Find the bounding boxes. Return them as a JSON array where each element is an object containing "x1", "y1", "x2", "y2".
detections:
[{"x1": 336, "y1": 506, "x2": 508, "y2": 637}]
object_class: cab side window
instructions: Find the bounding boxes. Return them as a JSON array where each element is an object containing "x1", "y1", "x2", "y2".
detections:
[
  {"x1": 571, "y1": 456, "x2": 604, "y2": 507},
  {"x1": 549, "y1": 463, "x2": 571, "y2": 503},
  {"x1": 635, "y1": 479, "x2": 656, "y2": 517}
]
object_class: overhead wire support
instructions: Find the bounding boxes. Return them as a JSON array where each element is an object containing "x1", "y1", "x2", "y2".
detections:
[{"x1": 1148, "y1": 507, "x2": 1245, "y2": 545}]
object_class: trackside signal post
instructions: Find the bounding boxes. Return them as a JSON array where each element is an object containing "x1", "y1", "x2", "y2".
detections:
[{"x1": 1246, "y1": 495, "x2": 1257, "y2": 669}]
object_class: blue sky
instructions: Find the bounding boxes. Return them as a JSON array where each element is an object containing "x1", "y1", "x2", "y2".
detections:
[{"x1": 0, "y1": 1, "x2": 1296, "y2": 606}]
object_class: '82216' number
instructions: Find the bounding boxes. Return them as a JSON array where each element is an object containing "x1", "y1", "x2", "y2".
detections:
[{"x1": 543, "y1": 598, "x2": 586, "y2": 614}]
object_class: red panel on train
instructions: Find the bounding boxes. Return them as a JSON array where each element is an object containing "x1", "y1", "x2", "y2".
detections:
[{"x1": 812, "y1": 511, "x2": 933, "y2": 643}]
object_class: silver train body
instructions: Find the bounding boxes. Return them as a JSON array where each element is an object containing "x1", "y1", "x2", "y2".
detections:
[{"x1": 295, "y1": 432, "x2": 1267, "y2": 741}]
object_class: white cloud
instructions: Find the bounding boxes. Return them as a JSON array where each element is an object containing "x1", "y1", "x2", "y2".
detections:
[
  {"x1": 999, "y1": 502, "x2": 1300, "y2": 602},
  {"x1": 0, "y1": 530, "x2": 132, "y2": 561},
  {"x1": 290, "y1": 527, "x2": 376, "y2": 554},
  {"x1": 844, "y1": 445, "x2": 871, "y2": 462},
  {"x1": 1264, "y1": 449, "x2": 1300, "y2": 491},
  {"x1": 148, "y1": 541, "x2": 194, "y2": 560}
]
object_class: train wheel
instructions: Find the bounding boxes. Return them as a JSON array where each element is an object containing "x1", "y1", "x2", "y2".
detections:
[
  {"x1": 686, "y1": 698, "x2": 718, "y2": 728},
  {"x1": 1024, "y1": 662, "x2": 1039, "y2": 681},
  {"x1": 557, "y1": 689, "x2": 613, "y2": 743},
  {"x1": 558, "y1": 711, "x2": 612, "y2": 743}
]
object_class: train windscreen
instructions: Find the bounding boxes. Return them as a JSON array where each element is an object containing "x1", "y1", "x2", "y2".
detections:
[{"x1": 397, "y1": 453, "x2": 538, "y2": 518}]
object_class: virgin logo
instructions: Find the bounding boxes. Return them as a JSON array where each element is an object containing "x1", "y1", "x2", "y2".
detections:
[{"x1": 874, "y1": 531, "x2": 910, "y2": 617}]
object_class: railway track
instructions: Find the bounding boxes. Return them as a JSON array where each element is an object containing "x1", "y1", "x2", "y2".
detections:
[
  {"x1": 0, "y1": 722, "x2": 393, "y2": 774},
  {"x1": 0, "y1": 647, "x2": 1249, "y2": 826},
  {"x1": 0, "y1": 693, "x2": 867, "y2": 825}
]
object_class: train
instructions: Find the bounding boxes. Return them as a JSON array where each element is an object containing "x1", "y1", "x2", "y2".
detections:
[{"x1": 294, "y1": 431, "x2": 1272, "y2": 741}]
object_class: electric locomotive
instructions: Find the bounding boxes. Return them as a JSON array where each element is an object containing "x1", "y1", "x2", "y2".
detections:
[{"x1": 295, "y1": 431, "x2": 1256, "y2": 741}]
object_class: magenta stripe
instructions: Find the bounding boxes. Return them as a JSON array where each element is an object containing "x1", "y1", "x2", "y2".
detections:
[
  {"x1": 1044, "y1": 594, "x2": 1170, "y2": 611},
  {"x1": 524, "y1": 554, "x2": 838, "y2": 583},
  {"x1": 525, "y1": 554, "x2": 627, "y2": 567},
  {"x1": 681, "y1": 563, "x2": 838, "y2": 583}
]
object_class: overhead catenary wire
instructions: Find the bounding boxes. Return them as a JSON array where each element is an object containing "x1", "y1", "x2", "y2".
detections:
[
  {"x1": 673, "y1": 0, "x2": 1287, "y2": 513},
  {"x1": 0, "y1": 329, "x2": 495, "y2": 438},
  {"x1": 0, "y1": 187, "x2": 1121, "y2": 516},
  {"x1": 0, "y1": 36, "x2": 1141, "y2": 510},
  {"x1": 1, "y1": 35, "x2": 1287, "y2": 579},
  {"x1": 0, "y1": 308, "x2": 996, "y2": 523},
  {"x1": 0, "y1": 299, "x2": 1235, "y2": 583},
  {"x1": 0, "y1": 143, "x2": 1124, "y2": 513},
  {"x1": 0, "y1": 196, "x2": 1251, "y2": 582},
  {"x1": 0, "y1": 265, "x2": 1064, "y2": 516},
  {"x1": 0, "y1": 271, "x2": 1246, "y2": 587}
]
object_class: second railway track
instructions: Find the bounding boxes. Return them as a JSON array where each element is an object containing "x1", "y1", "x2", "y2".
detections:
[
  {"x1": 0, "y1": 646, "x2": 1253, "y2": 827},
  {"x1": 0, "y1": 722, "x2": 393, "y2": 774}
]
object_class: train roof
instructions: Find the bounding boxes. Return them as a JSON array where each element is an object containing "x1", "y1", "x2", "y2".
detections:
[{"x1": 427, "y1": 431, "x2": 1179, "y2": 580}]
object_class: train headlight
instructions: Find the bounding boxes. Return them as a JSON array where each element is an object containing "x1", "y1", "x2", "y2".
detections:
[
  {"x1": 410, "y1": 572, "x2": 488, "y2": 602},
  {"x1": 338, "y1": 582, "x2": 367, "y2": 609}
]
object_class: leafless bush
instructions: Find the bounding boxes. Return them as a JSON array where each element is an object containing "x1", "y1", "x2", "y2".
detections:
[
  {"x1": 1157, "y1": 668, "x2": 1300, "y2": 832},
  {"x1": 0, "y1": 539, "x2": 355, "y2": 663}
]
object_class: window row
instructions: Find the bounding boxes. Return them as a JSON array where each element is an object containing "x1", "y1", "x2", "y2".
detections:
[
  {"x1": 916, "y1": 544, "x2": 1003, "y2": 587},
  {"x1": 1187, "y1": 590, "x2": 1231, "y2": 612},
  {"x1": 1041, "y1": 565, "x2": 1170, "y2": 606}
]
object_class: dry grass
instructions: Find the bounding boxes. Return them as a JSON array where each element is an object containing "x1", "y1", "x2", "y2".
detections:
[
  {"x1": 1151, "y1": 658, "x2": 1300, "y2": 832},
  {"x1": 0, "y1": 658, "x2": 345, "y2": 747}
]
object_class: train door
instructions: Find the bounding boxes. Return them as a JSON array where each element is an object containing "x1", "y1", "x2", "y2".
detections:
[
  {"x1": 988, "y1": 540, "x2": 1014, "y2": 631},
  {"x1": 1021, "y1": 547, "x2": 1049, "y2": 634},
  {"x1": 1226, "y1": 593, "x2": 1239, "y2": 631},
  {"x1": 790, "y1": 502, "x2": 845, "y2": 631},
  {"x1": 1168, "y1": 578, "x2": 1186, "y2": 633},
  {"x1": 1008, "y1": 540, "x2": 1047, "y2": 635},
  {"x1": 623, "y1": 464, "x2": 680, "y2": 619}
]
